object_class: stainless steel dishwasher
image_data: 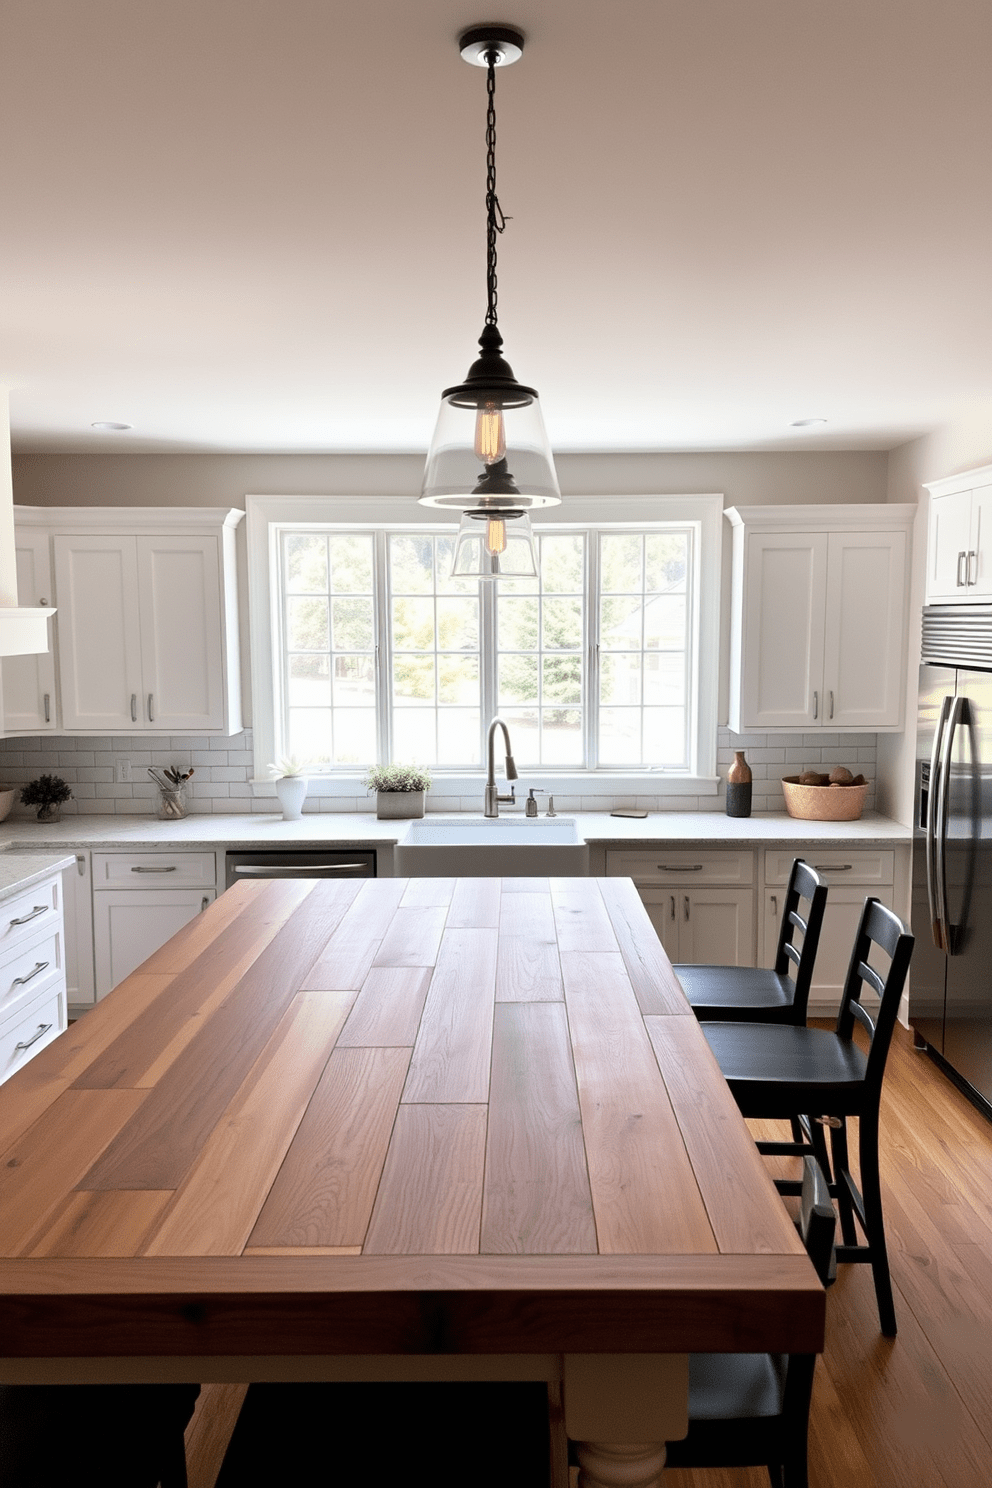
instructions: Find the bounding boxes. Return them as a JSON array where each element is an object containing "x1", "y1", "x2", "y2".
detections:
[{"x1": 225, "y1": 849, "x2": 376, "y2": 889}]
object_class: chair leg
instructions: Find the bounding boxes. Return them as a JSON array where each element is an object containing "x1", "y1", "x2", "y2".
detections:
[
  {"x1": 828, "y1": 1118, "x2": 858, "y2": 1248},
  {"x1": 806, "y1": 1115, "x2": 833, "y2": 1182},
  {"x1": 858, "y1": 1109, "x2": 897, "y2": 1337}
]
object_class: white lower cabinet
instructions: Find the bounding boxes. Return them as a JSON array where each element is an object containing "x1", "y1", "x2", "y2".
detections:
[
  {"x1": 761, "y1": 849, "x2": 897, "y2": 1013},
  {"x1": 606, "y1": 850, "x2": 757, "y2": 967},
  {"x1": 92, "y1": 851, "x2": 218, "y2": 1000},
  {"x1": 0, "y1": 866, "x2": 68, "y2": 1084}
]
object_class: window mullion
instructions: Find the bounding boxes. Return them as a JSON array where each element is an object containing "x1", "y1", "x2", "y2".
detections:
[
  {"x1": 586, "y1": 532, "x2": 600, "y2": 771},
  {"x1": 374, "y1": 531, "x2": 391, "y2": 764}
]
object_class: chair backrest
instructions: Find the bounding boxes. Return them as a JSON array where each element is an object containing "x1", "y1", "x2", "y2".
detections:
[
  {"x1": 772, "y1": 858, "x2": 829, "y2": 1021},
  {"x1": 835, "y1": 896, "x2": 915, "y2": 1088}
]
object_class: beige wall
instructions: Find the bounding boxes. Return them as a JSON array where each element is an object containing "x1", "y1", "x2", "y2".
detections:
[{"x1": 11, "y1": 449, "x2": 889, "y2": 510}]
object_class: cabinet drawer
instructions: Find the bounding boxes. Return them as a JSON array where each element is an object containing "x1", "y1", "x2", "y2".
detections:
[
  {"x1": 607, "y1": 849, "x2": 754, "y2": 886},
  {"x1": 0, "y1": 978, "x2": 66, "y2": 1085},
  {"x1": 92, "y1": 851, "x2": 217, "y2": 888},
  {"x1": 0, "y1": 874, "x2": 61, "y2": 954},
  {"x1": 763, "y1": 849, "x2": 894, "y2": 887},
  {"x1": 0, "y1": 924, "x2": 63, "y2": 1021}
]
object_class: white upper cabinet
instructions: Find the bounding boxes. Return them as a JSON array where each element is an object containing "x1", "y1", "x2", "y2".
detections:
[
  {"x1": 0, "y1": 528, "x2": 58, "y2": 733},
  {"x1": 14, "y1": 507, "x2": 243, "y2": 736},
  {"x1": 925, "y1": 466, "x2": 992, "y2": 602},
  {"x1": 726, "y1": 505, "x2": 914, "y2": 733}
]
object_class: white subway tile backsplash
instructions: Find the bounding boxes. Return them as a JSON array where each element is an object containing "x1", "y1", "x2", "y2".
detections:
[{"x1": 0, "y1": 726, "x2": 878, "y2": 818}]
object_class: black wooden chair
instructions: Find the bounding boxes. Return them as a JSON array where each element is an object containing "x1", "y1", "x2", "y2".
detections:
[
  {"x1": 675, "y1": 858, "x2": 828, "y2": 1025},
  {"x1": 701, "y1": 897, "x2": 914, "y2": 1336},
  {"x1": 0, "y1": 1382, "x2": 200, "y2": 1488},
  {"x1": 663, "y1": 1155, "x2": 835, "y2": 1488}
]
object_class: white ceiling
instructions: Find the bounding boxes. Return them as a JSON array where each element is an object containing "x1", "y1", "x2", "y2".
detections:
[{"x1": 2, "y1": 0, "x2": 990, "y2": 456}]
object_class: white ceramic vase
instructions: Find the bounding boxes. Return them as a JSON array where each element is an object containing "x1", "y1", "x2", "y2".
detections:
[{"x1": 275, "y1": 775, "x2": 308, "y2": 820}]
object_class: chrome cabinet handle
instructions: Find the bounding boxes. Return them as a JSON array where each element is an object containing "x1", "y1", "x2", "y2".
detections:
[
  {"x1": 148, "y1": 694, "x2": 154, "y2": 722},
  {"x1": 76, "y1": 855, "x2": 86, "y2": 876},
  {"x1": 828, "y1": 690, "x2": 834, "y2": 719},
  {"x1": 15, "y1": 1022, "x2": 52, "y2": 1052},
  {"x1": 9, "y1": 905, "x2": 47, "y2": 927},
  {"x1": 201, "y1": 896, "x2": 210, "y2": 912},
  {"x1": 232, "y1": 863, "x2": 368, "y2": 876},
  {"x1": 957, "y1": 551, "x2": 967, "y2": 586},
  {"x1": 670, "y1": 895, "x2": 675, "y2": 920},
  {"x1": 131, "y1": 865, "x2": 177, "y2": 873},
  {"x1": 683, "y1": 895, "x2": 690, "y2": 921},
  {"x1": 813, "y1": 690, "x2": 819, "y2": 720},
  {"x1": 130, "y1": 693, "x2": 137, "y2": 722},
  {"x1": 657, "y1": 864, "x2": 703, "y2": 872},
  {"x1": 43, "y1": 693, "x2": 50, "y2": 723},
  {"x1": 770, "y1": 894, "x2": 778, "y2": 915},
  {"x1": 813, "y1": 863, "x2": 853, "y2": 872},
  {"x1": 968, "y1": 550, "x2": 978, "y2": 585},
  {"x1": 12, "y1": 960, "x2": 49, "y2": 987}
]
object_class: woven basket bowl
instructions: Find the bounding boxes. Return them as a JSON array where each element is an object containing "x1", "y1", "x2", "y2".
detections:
[{"x1": 782, "y1": 777, "x2": 869, "y2": 821}]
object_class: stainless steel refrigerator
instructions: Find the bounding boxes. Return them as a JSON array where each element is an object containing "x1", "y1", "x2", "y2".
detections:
[{"x1": 912, "y1": 605, "x2": 992, "y2": 1114}]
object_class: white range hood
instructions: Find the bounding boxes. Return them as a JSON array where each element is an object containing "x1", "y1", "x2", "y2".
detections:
[{"x1": 0, "y1": 393, "x2": 52, "y2": 656}]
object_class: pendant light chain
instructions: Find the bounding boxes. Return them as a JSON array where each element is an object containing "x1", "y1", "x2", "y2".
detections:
[{"x1": 485, "y1": 50, "x2": 508, "y2": 328}]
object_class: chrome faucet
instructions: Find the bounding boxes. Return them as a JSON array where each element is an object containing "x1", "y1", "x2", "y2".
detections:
[{"x1": 485, "y1": 716, "x2": 518, "y2": 817}]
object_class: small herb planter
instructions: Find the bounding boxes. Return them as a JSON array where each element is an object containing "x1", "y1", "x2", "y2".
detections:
[{"x1": 376, "y1": 789, "x2": 425, "y2": 821}]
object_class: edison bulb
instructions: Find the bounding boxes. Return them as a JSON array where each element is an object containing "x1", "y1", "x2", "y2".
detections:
[
  {"x1": 474, "y1": 402, "x2": 506, "y2": 465},
  {"x1": 484, "y1": 517, "x2": 508, "y2": 556}
]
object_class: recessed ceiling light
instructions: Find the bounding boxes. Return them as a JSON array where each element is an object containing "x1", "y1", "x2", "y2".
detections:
[
  {"x1": 790, "y1": 418, "x2": 827, "y2": 428},
  {"x1": 90, "y1": 421, "x2": 132, "y2": 432}
]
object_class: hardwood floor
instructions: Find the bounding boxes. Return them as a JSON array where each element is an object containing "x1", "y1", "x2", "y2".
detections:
[{"x1": 187, "y1": 1023, "x2": 992, "y2": 1488}]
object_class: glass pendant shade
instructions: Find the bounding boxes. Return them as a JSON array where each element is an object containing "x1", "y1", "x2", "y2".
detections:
[
  {"x1": 451, "y1": 508, "x2": 538, "y2": 579},
  {"x1": 420, "y1": 384, "x2": 561, "y2": 511}
]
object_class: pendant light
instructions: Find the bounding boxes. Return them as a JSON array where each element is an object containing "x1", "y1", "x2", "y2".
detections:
[{"x1": 419, "y1": 24, "x2": 561, "y2": 578}]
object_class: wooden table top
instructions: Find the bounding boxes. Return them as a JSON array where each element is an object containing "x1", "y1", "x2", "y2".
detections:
[{"x1": 0, "y1": 876, "x2": 824, "y2": 1362}]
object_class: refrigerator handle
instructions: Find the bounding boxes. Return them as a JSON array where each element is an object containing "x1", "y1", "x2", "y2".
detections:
[
  {"x1": 933, "y1": 694, "x2": 965, "y2": 952},
  {"x1": 926, "y1": 694, "x2": 952, "y2": 949}
]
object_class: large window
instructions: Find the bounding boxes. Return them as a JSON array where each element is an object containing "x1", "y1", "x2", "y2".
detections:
[{"x1": 249, "y1": 494, "x2": 722, "y2": 788}]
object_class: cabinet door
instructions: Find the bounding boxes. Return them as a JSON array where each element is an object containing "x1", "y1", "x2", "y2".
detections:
[
  {"x1": 63, "y1": 853, "x2": 96, "y2": 1009},
  {"x1": 54, "y1": 535, "x2": 143, "y2": 731},
  {"x1": 136, "y1": 535, "x2": 225, "y2": 730},
  {"x1": 969, "y1": 485, "x2": 992, "y2": 597},
  {"x1": 678, "y1": 888, "x2": 755, "y2": 967},
  {"x1": 740, "y1": 532, "x2": 828, "y2": 728},
  {"x1": 927, "y1": 489, "x2": 973, "y2": 601},
  {"x1": 634, "y1": 887, "x2": 682, "y2": 962},
  {"x1": 93, "y1": 888, "x2": 216, "y2": 1000},
  {"x1": 823, "y1": 530, "x2": 907, "y2": 729},
  {"x1": 0, "y1": 530, "x2": 57, "y2": 732}
]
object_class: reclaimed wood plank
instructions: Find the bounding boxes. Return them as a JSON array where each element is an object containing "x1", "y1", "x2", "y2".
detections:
[
  {"x1": 301, "y1": 877, "x2": 407, "y2": 989},
  {"x1": 495, "y1": 938, "x2": 563, "y2": 1003},
  {"x1": 447, "y1": 877, "x2": 501, "y2": 929},
  {"x1": 73, "y1": 882, "x2": 326, "y2": 1091},
  {"x1": 551, "y1": 880, "x2": 619, "y2": 954},
  {"x1": 246, "y1": 1045, "x2": 411, "y2": 1251},
  {"x1": 498, "y1": 888, "x2": 556, "y2": 939},
  {"x1": 243, "y1": 1247, "x2": 362, "y2": 1257},
  {"x1": 0, "y1": 974, "x2": 171, "y2": 1159},
  {"x1": 598, "y1": 876, "x2": 694, "y2": 1016},
  {"x1": 643, "y1": 1015, "x2": 805, "y2": 1256},
  {"x1": 481, "y1": 1002, "x2": 596, "y2": 1254},
  {"x1": 0, "y1": 1253, "x2": 824, "y2": 1359},
  {"x1": 137, "y1": 878, "x2": 319, "y2": 975},
  {"x1": 25, "y1": 1190, "x2": 173, "y2": 1258},
  {"x1": 142, "y1": 988, "x2": 357, "y2": 1257},
  {"x1": 363, "y1": 1104, "x2": 488, "y2": 1256},
  {"x1": 561, "y1": 950, "x2": 717, "y2": 1255},
  {"x1": 0, "y1": 1089, "x2": 149, "y2": 1256},
  {"x1": 399, "y1": 878, "x2": 455, "y2": 908},
  {"x1": 80, "y1": 887, "x2": 346, "y2": 1191},
  {"x1": 372, "y1": 906, "x2": 448, "y2": 969},
  {"x1": 401, "y1": 929, "x2": 499, "y2": 1104},
  {"x1": 335, "y1": 966, "x2": 432, "y2": 1048}
]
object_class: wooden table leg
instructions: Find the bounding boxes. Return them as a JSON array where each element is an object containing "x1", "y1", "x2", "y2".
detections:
[{"x1": 563, "y1": 1354, "x2": 688, "y2": 1488}]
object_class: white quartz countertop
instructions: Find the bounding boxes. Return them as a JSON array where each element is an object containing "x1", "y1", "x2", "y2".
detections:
[
  {"x1": 0, "y1": 850, "x2": 76, "y2": 900},
  {"x1": 0, "y1": 810, "x2": 912, "y2": 853}
]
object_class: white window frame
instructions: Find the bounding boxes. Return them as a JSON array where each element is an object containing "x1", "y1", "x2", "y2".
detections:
[{"x1": 246, "y1": 493, "x2": 723, "y2": 799}]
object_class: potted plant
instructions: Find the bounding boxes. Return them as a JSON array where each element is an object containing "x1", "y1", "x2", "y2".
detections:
[
  {"x1": 20, "y1": 774, "x2": 73, "y2": 823},
  {"x1": 363, "y1": 764, "x2": 432, "y2": 820},
  {"x1": 268, "y1": 755, "x2": 310, "y2": 821}
]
